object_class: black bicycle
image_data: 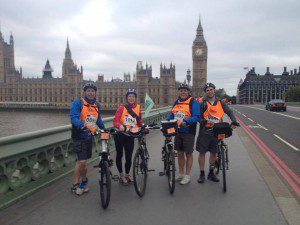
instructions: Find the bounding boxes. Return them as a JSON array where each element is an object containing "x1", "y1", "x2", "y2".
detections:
[
  {"x1": 213, "y1": 122, "x2": 239, "y2": 193},
  {"x1": 93, "y1": 128, "x2": 117, "y2": 209},
  {"x1": 159, "y1": 120, "x2": 178, "y2": 194},
  {"x1": 128, "y1": 124, "x2": 160, "y2": 197}
]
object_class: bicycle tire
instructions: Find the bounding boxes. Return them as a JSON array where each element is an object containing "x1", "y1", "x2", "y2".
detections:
[
  {"x1": 99, "y1": 161, "x2": 111, "y2": 209},
  {"x1": 221, "y1": 145, "x2": 227, "y2": 193},
  {"x1": 133, "y1": 149, "x2": 147, "y2": 197},
  {"x1": 167, "y1": 148, "x2": 175, "y2": 194},
  {"x1": 215, "y1": 150, "x2": 221, "y2": 175}
]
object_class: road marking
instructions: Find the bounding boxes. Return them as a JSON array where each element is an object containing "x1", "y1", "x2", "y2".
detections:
[
  {"x1": 273, "y1": 134, "x2": 299, "y2": 151},
  {"x1": 248, "y1": 125, "x2": 261, "y2": 128},
  {"x1": 242, "y1": 114, "x2": 247, "y2": 117},
  {"x1": 248, "y1": 118, "x2": 254, "y2": 122},
  {"x1": 257, "y1": 123, "x2": 268, "y2": 131},
  {"x1": 241, "y1": 105, "x2": 300, "y2": 120},
  {"x1": 237, "y1": 116, "x2": 300, "y2": 196}
]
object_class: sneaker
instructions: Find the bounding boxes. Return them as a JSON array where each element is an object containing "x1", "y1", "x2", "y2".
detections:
[
  {"x1": 119, "y1": 173, "x2": 128, "y2": 185},
  {"x1": 207, "y1": 172, "x2": 220, "y2": 182},
  {"x1": 197, "y1": 173, "x2": 205, "y2": 183},
  {"x1": 175, "y1": 173, "x2": 184, "y2": 182},
  {"x1": 81, "y1": 178, "x2": 89, "y2": 193},
  {"x1": 125, "y1": 174, "x2": 133, "y2": 183},
  {"x1": 71, "y1": 183, "x2": 84, "y2": 195},
  {"x1": 180, "y1": 175, "x2": 191, "y2": 185}
]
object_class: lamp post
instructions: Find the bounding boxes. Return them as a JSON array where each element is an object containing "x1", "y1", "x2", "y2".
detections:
[{"x1": 186, "y1": 69, "x2": 191, "y2": 88}]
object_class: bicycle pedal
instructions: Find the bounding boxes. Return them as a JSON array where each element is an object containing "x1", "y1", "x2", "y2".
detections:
[
  {"x1": 148, "y1": 169, "x2": 155, "y2": 172},
  {"x1": 159, "y1": 172, "x2": 165, "y2": 176}
]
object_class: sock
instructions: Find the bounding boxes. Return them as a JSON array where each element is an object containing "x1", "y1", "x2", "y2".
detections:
[
  {"x1": 200, "y1": 170, "x2": 205, "y2": 176},
  {"x1": 209, "y1": 165, "x2": 214, "y2": 173}
]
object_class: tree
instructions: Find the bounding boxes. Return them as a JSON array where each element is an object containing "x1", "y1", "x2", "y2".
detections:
[{"x1": 285, "y1": 86, "x2": 300, "y2": 102}]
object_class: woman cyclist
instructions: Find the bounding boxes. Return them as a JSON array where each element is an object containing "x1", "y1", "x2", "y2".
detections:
[{"x1": 113, "y1": 89, "x2": 143, "y2": 185}]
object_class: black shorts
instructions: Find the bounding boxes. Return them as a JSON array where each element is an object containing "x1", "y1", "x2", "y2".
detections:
[
  {"x1": 196, "y1": 129, "x2": 218, "y2": 154},
  {"x1": 174, "y1": 133, "x2": 195, "y2": 154},
  {"x1": 72, "y1": 139, "x2": 93, "y2": 161}
]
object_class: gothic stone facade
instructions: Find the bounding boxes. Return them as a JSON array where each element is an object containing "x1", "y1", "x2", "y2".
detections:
[
  {"x1": 0, "y1": 19, "x2": 205, "y2": 109},
  {"x1": 237, "y1": 67, "x2": 300, "y2": 104}
]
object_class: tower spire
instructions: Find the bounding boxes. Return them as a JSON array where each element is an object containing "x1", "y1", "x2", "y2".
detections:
[{"x1": 65, "y1": 38, "x2": 72, "y2": 59}]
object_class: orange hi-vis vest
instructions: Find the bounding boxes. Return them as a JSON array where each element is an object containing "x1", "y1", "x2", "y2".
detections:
[
  {"x1": 171, "y1": 97, "x2": 192, "y2": 125},
  {"x1": 80, "y1": 98, "x2": 99, "y2": 132},
  {"x1": 120, "y1": 104, "x2": 141, "y2": 129},
  {"x1": 196, "y1": 97, "x2": 203, "y2": 103},
  {"x1": 203, "y1": 100, "x2": 224, "y2": 127}
]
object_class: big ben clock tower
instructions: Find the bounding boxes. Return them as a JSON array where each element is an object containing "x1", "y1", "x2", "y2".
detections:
[{"x1": 192, "y1": 19, "x2": 207, "y2": 97}]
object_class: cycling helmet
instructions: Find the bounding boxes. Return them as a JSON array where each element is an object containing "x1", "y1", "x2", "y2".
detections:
[
  {"x1": 126, "y1": 89, "x2": 137, "y2": 98},
  {"x1": 203, "y1": 83, "x2": 216, "y2": 91},
  {"x1": 83, "y1": 82, "x2": 97, "y2": 92},
  {"x1": 178, "y1": 83, "x2": 191, "y2": 91}
]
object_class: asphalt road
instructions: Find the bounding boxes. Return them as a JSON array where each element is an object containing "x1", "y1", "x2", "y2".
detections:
[
  {"x1": 0, "y1": 129, "x2": 288, "y2": 225},
  {"x1": 231, "y1": 104, "x2": 300, "y2": 196}
]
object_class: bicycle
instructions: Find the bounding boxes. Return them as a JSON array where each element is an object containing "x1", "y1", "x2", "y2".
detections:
[
  {"x1": 127, "y1": 123, "x2": 160, "y2": 197},
  {"x1": 212, "y1": 122, "x2": 239, "y2": 193},
  {"x1": 93, "y1": 128, "x2": 118, "y2": 209},
  {"x1": 159, "y1": 119, "x2": 178, "y2": 194}
]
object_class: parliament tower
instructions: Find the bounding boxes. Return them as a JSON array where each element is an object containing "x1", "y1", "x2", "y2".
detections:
[{"x1": 192, "y1": 18, "x2": 207, "y2": 97}]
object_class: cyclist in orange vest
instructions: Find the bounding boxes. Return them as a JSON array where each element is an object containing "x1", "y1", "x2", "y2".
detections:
[
  {"x1": 196, "y1": 83, "x2": 239, "y2": 183},
  {"x1": 166, "y1": 84, "x2": 200, "y2": 185},
  {"x1": 70, "y1": 83, "x2": 105, "y2": 195},
  {"x1": 113, "y1": 89, "x2": 143, "y2": 185}
]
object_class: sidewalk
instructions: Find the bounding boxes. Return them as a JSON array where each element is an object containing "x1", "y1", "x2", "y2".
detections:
[{"x1": 0, "y1": 129, "x2": 289, "y2": 225}]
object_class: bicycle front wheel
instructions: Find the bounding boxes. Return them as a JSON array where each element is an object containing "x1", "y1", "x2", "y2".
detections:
[
  {"x1": 99, "y1": 161, "x2": 111, "y2": 209},
  {"x1": 167, "y1": 149, "x2": 175, "y2": 194},
  {"x1": 221, "y1": 146, "x2": 227, "y2": 193},
  {"x1": 133, "y1": 149, "x2": 147, "y2": 197}
]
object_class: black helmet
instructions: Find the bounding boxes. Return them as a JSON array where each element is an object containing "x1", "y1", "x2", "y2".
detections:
[
  {"x1": 126, "y1": 88, "x2": 137, "y2": 98},
  {"x1": 178, "y1": 83, "x2": 191, "y2": 91},
  {"x1": 203, "y1": 83, "x2": 216, "y2": 91},
  {"x1": 83, "y1": 83, "x2": 97, "y2": 92}
]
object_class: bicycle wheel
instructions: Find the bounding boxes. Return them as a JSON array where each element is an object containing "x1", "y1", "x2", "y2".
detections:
[
  {"x1": 221, "y1": 145, "x2": 227, "y2": 193},
  {"x1": 99, "y1": 161, "x2": 111, "y2": 209},
  {"x1": 133, "y1": 149, "x2": 147, "y2": 197},
  {"x1": 214, "y1": 151, "x2": 221, "y2": 175},
  {"x1": 167, "y1": 148, "x2": 175, "y2": 194}
]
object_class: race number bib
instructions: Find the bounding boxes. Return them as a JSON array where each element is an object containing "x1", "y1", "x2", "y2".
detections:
[
  {"x1": 207, "y1": 114, "x2": 220, "y2": 124},
  {"x1": 124, "y1": 115, "x2": 137, "y2": 127},
  {"x1": 84, "y1": 115, "x2": 97, "y2": 128},
  {"x1": 174, "y1": 111, "x2": 185, "y2": 122}
]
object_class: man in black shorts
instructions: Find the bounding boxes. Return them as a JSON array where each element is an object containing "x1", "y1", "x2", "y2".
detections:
[
  {"x1": 70, "y1": 83, "x2": 105, "y2": 195},
  {"x1": 166, "y1": 84, "x2": 200, "y2": 185},
  {"x1": 196, "y1": 83, "x2": 239, "y2": 183}
]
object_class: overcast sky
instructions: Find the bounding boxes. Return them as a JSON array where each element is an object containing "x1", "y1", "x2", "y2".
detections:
[{"x1": 1, "y1": 0, "x2": 300, "y2": 95}]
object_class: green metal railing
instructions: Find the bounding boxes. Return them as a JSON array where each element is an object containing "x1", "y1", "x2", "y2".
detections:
[{"x1": 0, "y1": 106, "x2": 171, "y2": 209}]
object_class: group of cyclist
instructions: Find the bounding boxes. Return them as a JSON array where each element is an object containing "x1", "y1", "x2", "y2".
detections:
[{"x1": 70, "y1": 81, "x2": 239, "y2": 195}]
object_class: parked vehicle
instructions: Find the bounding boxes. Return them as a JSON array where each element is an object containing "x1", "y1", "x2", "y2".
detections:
[{"x1": 266, "y1": 99, "x2": 287, "y2": 111}]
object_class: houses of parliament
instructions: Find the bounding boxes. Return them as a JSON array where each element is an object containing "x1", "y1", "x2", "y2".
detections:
[{"x1": 0, "y1": 19, "x2": 207, "y2": 110}]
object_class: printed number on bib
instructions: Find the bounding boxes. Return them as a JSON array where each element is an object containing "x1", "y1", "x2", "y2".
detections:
[
  {"x1": 174, "y1": 111, "x2": 185, "y2": 122},
  {"x1": 207, "y1": 114, "x2": 220, "y2": 124},
  {"x1": 124, "y1": 115, "x2": 137, "y2": 127},
  {"x1": 85, "y1": 115, "x2": 97, "y2": 128}
]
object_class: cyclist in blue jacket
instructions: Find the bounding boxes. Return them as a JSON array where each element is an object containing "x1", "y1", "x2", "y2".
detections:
[
  {"x1": 70, "y1": 83, "x2": 105, "y2": 195},
  {"x1": 166, "y1": 84, "x2": 200, "y2": 185}
]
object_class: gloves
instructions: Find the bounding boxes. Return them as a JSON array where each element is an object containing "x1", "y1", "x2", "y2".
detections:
[
  {"x1": 231, "y1": 121, "x2": 240, "y2": 127},
  {"x1": 81, "y1": 126, "x2": 92, "y2": 135}
]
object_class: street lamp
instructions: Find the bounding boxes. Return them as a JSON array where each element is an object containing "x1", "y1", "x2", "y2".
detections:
[{"x1": 186, "y1": 69, "x2": 191, "y2": 87}]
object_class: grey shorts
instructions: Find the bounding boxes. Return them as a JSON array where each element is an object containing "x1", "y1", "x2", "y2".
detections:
[
  {"x1": 174, "y1": 133, "x2": 195, "y2": 154},
  {"x1": 72, "y1": 139, "x2": 93, "y2": 161},
  {"x1": 196, "y1": 129, "x2": 218, "y2": 154}
]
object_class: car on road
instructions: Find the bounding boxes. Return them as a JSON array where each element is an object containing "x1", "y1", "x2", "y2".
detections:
[{"x1": 266, "y1": 99, "x2": 287, "y2": 111}]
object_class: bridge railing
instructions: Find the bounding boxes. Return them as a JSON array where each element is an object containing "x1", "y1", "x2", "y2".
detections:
[{"x1": 0, "y1": 106, "x2": 171, "y2": 209}]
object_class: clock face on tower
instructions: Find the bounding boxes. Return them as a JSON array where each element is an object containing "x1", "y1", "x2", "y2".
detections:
[{"x1": 195, "y1": 48, "x2": 203, "y2": 56}]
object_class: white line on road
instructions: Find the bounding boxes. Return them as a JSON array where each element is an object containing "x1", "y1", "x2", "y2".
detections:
[
  {"x1": 242, "y1": 114, "x2": 247, "y2": 117},
  {"x1": 273, "y1": 134, "x2": 299, "y2": 151},
  {"x1": 257, "y1": 123, "x2": 268, "y2": 131},
  {"x1": 242, "y1": 105, "x2": 300, "y2": 120},
  {"x1": 248, "y1": 118, "x2": 254, "y2": 122}
]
